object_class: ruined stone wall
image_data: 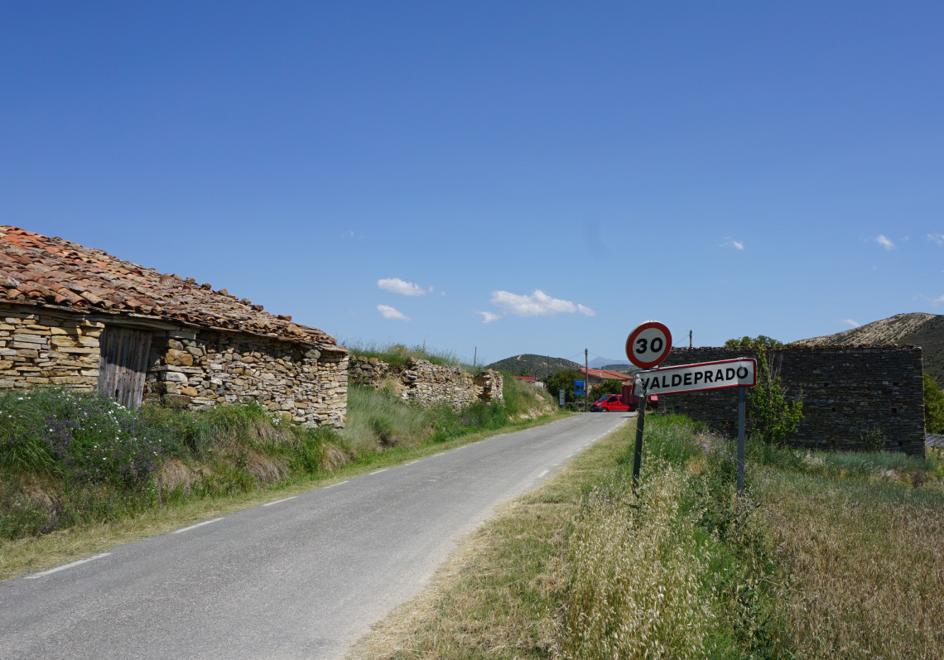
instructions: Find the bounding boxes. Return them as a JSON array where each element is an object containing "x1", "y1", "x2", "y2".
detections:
[
  {"x1": 146, "y1": 328, "x2": 348, "y2": 428},
  {"x1": 348, "y1": 356, "x2": 504, "y2": 408},
  {"x1": 656, "y1": 347, "x2": 925, "y2": 455},
  {"x1": 0, "y1": 307, "x2": 102, "y2": 390}
]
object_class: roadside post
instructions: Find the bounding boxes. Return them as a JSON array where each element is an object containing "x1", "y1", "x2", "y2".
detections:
[
  {"x1": 737, "y1": 385, "x2": 746, "y2": 494},
  {"x1": 633, "y1": 356, "x2": 757, "y2": 495},
  {"x1": 625, "y1": 321, "x2": 673, "y2": 492}
]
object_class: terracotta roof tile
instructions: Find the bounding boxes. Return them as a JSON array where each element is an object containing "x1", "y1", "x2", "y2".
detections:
[{"x1": 0, "y1": 226, "x2": 340, "y2": 349}]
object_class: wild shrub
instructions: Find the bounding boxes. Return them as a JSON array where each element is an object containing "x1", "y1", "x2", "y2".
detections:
[{"x1": 924, "y1": 373, "x2": 944, "y2": 434}]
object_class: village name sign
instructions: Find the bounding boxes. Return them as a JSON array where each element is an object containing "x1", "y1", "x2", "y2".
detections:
[{"x1": 626, "y1": 321, "x2": 757, "y2": 494}]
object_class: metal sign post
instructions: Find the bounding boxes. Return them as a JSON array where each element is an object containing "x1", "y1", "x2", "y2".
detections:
[
  {"x1": 631, "y1": 379, "x2": 647, "y2": 493},
  {"x1": 737, "y1": 386, "x2": 746, "y2": 495}
]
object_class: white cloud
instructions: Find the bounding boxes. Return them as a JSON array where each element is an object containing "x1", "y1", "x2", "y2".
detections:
[
  {"x1": 928, "y1": 233, "x2": 944, "y2": 247},
  {"x1": 875, "y1": 234, "x2": 895, "y2": 251},
  {"x1": 490, "y1": 289, "x2": 595, "y2": 317},
  {"x1": 933, "y1": 294, "x2": 944, "y2": 307},
  {"x1": 377, "y1": 277, "x2": 431, "y2": 296},
  {"x1": 377, "y1": 304, "x2": 409, "y2": 321},
  {"x1": 842, "y1": 319, "x2": 861, "y2": 328},
  {"x1": 722, "y1": 238, "x2": 745, "y2": 251},
  {"x1": 478, "y1": 311, "x2": 500, "y2": 323}
]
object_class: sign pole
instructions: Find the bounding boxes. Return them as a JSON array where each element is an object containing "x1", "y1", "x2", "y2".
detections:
[
  {"x1": 736, "y1": 385, "x2": 746, "y2": 495},
  {"x1": 631, "y1": 382, "x2": 647, "y2": 493}
]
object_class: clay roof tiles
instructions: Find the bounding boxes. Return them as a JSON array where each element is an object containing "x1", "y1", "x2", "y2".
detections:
[{"x1": 0, "y1": 226, "x2": 340, "y2": 349}]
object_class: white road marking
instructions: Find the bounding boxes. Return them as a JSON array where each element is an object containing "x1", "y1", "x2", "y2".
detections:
[
  {"x1": 25, "y1": 553, "x2": 112, "y2": 579},
  {"x1": 173, "y1": 517, "x2": 224, "y2": 534},
  {"x1": 324, "y1": 480, "x2": 350, "y2": 489},
  {"x1": 262, "y1": 496, "x2": 296, "y2": 507},
  {"x1": 370, "y1": 468, "x2": 388, "y2": 475},
  {"x1": 538, "y1": 469, "x2": 549, "y2": 478},
  {"x1": 405, "y1": 460, "x2": 419, "y2": 466}
]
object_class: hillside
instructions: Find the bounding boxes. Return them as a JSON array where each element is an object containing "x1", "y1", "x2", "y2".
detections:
[
  {"x1": 793, "y1": 312, "x2": 944, "y2": 382},
  {"x1": 486, "y1": 354, "x2": 580, "y2": 378}
]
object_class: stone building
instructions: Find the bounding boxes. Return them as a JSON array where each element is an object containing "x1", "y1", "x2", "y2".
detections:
[{"x1": 0, "y1": 226, "x2": 347, "y2": 427}]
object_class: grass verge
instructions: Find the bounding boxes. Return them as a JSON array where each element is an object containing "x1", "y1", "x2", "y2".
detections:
[
  {"x1": 0, "y1": 378, "x2": 559, "y2": 579},
  {"x1": 355, "y1": 415, "x2": 944, "y2": 658},
  {"x1": 353, "y1": 415, "x2": 786, "y2": 658}
]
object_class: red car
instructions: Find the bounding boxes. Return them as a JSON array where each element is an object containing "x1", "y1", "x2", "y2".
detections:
[{"x1": 591, "y1": 394, "x2": 631, "y2": 412}]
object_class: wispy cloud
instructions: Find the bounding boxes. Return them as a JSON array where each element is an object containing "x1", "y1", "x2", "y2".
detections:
[
  {"x1": 933, "y1": 294, "x2": 944, "y2": 307},
  {"x1": 875, "y1": 234, "x2": 895, "y2": 251},
  {"x1": 928, "y1": 233, "x2": 944, "y2": 247},
  {"x1": 377, "y1": 304, "x2": 409, "y2": 320},
  {"x1": 723, "y1": 238, "x2": 745, "y2": 251},
  {"x1": 377, "y1": 277, "x2": 431, "y2": 296},
  {"x1": 478, "y1": 311, "x2": 500, "y2": 323},
  {"x1": 842, "y1": 319, "x2": 861, "y2": 328},
  {"x1": 490, "y1": 289, "x2": 595, "y2": 317}
]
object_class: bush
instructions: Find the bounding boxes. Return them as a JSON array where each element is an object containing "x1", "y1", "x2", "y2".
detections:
[
  {"x1": 924, "y1": 373, "x2": 944, "y2": 434},
  {"x1": 726, "y1": 336, "x2": 803, "y2": 444}
]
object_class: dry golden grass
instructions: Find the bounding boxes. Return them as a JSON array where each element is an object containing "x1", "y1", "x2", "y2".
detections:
[
  {"x1": 352, "y1": 424, "x2": 631, "y2": 659},
  {"x1": 757, "y1": 466, "x2": 944, "y2": 657}
]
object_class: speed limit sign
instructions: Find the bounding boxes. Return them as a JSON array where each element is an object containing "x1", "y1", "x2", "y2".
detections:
[{"x1": 626, "y1": 321, "x2": 672, "y2": 369}]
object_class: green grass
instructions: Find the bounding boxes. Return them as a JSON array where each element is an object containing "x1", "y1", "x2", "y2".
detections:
[
  {"x1": 0, "y1": 378, "x2": 559, "y2": 578},
  {"x1": 356, "y1": 414, "x2": 944, "y2": 658},
  {"x1": 355, "y1": 415, "x2": 787, "y2": 658},
  {"x1": 347, "y1": 342, "x2": 464, "y2": 369}
]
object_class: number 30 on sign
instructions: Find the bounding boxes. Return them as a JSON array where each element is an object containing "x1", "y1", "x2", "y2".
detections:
[{"x1": 626, "y1": 321, "x2": 672, "y2": 369}]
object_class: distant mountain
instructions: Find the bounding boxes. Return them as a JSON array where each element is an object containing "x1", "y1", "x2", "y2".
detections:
[
  {"x1": 589, "y1": 356, "x2": 629, "y2": 369},
  {"x1": 793, "y1": 312, "x2": 944, "y2": 382},
  {"x1": 485, "y1": 354, "x2": 580, "y2": 378}
]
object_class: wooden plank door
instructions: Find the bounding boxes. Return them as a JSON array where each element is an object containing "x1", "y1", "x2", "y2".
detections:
[{"x1": 98, "y1": 327, "x2": 152, "y2": 408}]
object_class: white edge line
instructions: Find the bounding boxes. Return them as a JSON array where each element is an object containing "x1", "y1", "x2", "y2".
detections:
[
  {"x1": 538, "y1": 469, "x2": 549, "y2": 478},
  {"x1": 25, "y1": 553, "x2": 112, "y2": 579},
  {"x1": 405, "y1": 460, "x2": 419, "y2": 466},
  {"x1": 369, "y1": 468, "x2": 388, "y2": 475},
  {"x1": 173, "y1": 517, "x2": 224, "y2": 534},
  {"x1": 262, "y1": 496, "x2": 296, "y2": 507},
  {"x1": 324, "y1": 479, "x2": 350, "y2": 489}
]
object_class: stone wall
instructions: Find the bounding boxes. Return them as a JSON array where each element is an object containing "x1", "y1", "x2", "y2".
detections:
[
  {"x1": 348, "y1": 355, "x2": 504, "y2": 408},
  {"x1": 0, "y1": 307, "x2": 103, "y2": 389},
  {"x1": 146, "y1": 328, "x2": 348, "y2": 428},
  {"x1": 656, "y1": 347, "x2": 925, "y2": 455},
  {"x1": 0, "y1": 304, "x2": 347, "y2": 428}
]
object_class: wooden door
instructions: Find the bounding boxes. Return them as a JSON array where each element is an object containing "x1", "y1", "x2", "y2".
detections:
[{"x1": 98, "y1": 327, "x2": 152, "y2": 408}]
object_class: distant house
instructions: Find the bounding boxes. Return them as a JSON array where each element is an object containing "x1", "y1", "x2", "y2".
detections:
[
  {"x1": 578, "y1": 367, "x2": 633, "y2": 384},
  {"x1": 0, "y1": 226, "x2": 347, "y2": 427},
  {"x1": 513, "y1": 374, "x2": 545, "y2": 389}
]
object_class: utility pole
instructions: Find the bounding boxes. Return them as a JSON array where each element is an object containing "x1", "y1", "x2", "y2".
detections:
[
  {"x1": 473, "y1": 346, "x2": 477, "y2": 368},
  {"x1": 689, "y1": 329, "x2": 693, "y2": 349},
  {"x1": 584, "y1": 348, "x2": 589, "y2": 413}
]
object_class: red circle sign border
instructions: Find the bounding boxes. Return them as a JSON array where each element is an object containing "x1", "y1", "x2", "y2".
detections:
[{"x1": 625, "y1": 321, "x2": 673, "y2": 369}]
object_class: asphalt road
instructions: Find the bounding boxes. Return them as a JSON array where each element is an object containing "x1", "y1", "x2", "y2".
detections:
[{"x1": 0, "y1": 412, "x2": 629, "y2": 659}]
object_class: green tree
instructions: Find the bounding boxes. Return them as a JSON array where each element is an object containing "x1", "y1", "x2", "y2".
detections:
[
  {"x1": 590, "y1": 379, "x2": 625, "y2": 399},
  {"x1": 545, "y1": 369, "x2": 581, "y2": 403},
  {"x1": 726, "y1": 335, "x2": 803, "y2": 444},
  {"x1": 924, "y1": 373, "x2": 944, "y2": 434}
]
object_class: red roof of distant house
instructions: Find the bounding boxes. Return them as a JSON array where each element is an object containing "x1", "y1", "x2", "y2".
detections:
[
  {"x1": 514, "y1": 375, "x2": 537, "y2": 382},
  {"x1": 579, "y1": 367, "x2": 633, "y2": 381}
]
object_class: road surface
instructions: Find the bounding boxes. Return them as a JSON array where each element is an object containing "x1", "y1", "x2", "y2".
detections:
[{"x1": 0, "y1": 413, "x2": 629, "y2": 659}]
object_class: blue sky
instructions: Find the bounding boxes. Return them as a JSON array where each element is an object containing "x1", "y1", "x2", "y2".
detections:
[{"x1": 2, "y1": 2, "x2": 942, "y2": 365}]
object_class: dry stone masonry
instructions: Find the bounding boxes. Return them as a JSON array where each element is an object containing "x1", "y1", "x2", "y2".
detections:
[
  {"x1": 146, "y1": 330, "x2": 347, "y2": 427},
  {"x1": 349, "y1": 356, "x2": 503, "y2": 408},
  {"x1": 657, "y1": 347, "x2": 925, "y2": 455},
  {"x1": 0, "y1": 307, "x2": 103, "y2": 390}
]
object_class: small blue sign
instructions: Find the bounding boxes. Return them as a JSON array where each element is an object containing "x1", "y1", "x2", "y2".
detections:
[{"x1": 574, "y1": 379, "x2": 586, "y2": 395}]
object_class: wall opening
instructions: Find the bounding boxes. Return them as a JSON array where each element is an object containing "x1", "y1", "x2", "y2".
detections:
[{"x1": 98, "y1": 326, "x2": 152, "y2": 408}]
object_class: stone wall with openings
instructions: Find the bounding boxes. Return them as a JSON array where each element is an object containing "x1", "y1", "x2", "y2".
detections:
[
  {"x1": 348, "y1": 355, "x2": 504, "y2": 408},
  {"x1": 0, "y1": 306, "x2": 102, "y2": 390},
  {"x1": 145, "y1": 328, "x2": 348, "y2": 428},
  {"x1": 655, "y1": 346, "x2": 925, "y2": 455}
]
